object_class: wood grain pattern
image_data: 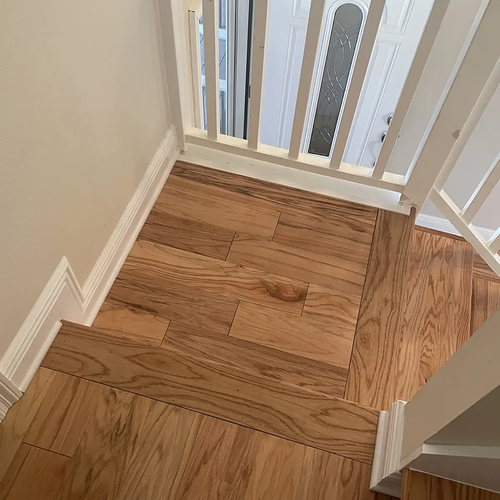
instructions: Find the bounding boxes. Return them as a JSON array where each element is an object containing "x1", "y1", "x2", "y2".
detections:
[
  {"x1": 473, "y1": 251, "x2": 500, "y2": 283},
  {"x1": 230, "y1": 302, "x2": 354, "y2": 368},
  {"x1": 471, "y1": 277, "x2": 500, "y2": 334},
  {"x1": 176, "y1": 416, "x2": 307, "y2": 500},
  {"x1": 402, "y1": 469, "x2": 500, "y2": 500},
  {"x1": 42, "y1": 322, "x2": 379, "y2": 463},
  {"x1": 172, "y1": 162, "x2": 377, "y2": 229},
  {"x1": 123, "y1": 239, "x2": 308, "y2": 314},
  {"x1": 274, "y1": 209, "x2": 373, "y2": 260},
  {"x1": 297, "y1": 447, "x2": 394, "y2": 499},
  {"x1": 24, "y1": 372, "x2": 100, "y2": 456},
  {"x1": 108, "y1": 273, "x2": 239, "y2": 334},
  {"x1": 0, "y1": 444, "x2": 69, "y2": 500},
  {"x1": 156, "y1": 175, "x2": 279, "y2": 237},
  {"x1": 302, "y1": 284, "x2": 361, "y2": 331},
  {"x1": 400, "y1": 230, "x2": 473, "y2": 396},
  {"x1": 139, "y1": 209, "x2": 235, "y2": 260},
  {"x1": 228, "y1": 233, "x2": 366, "y2": 295},
  {"x1": 345, "y1": 210, "x2": 415, "y2": 409},
  {"x1": 162, "y1": 322, "x2": 347, "y2": 398},
  {"x1": 57, "y1": 383, "x2": 201, "y2": 500},
  {"x1": 0, "y1": 368, "x2": 56, "y2": 483},
  {"x1": 93, "y1": 301, "x2": 170, "y2": 346}
]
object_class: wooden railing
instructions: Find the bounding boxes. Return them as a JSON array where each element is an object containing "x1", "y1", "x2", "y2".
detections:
[{"x1": 163, "y1": 0, "x2": 500, "y2": 275}]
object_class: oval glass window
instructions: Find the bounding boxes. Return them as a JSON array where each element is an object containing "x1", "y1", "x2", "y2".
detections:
[{"x1": 308, "y1": 3, "x2": 363, "y2": 157}]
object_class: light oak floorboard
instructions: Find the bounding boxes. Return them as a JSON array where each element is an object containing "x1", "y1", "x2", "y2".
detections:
[
  {"x1": 345, "y1": 210, "x2": 415, "y2": 409},
  {"x1": 228, "y1": 233, "x2": 365, "y2": 296},
  {"x1": 402, "y1": 469, "x2": 500, "y2": 500},
  {"x1": 172, "y1": 162, "x2": 377, "y2": 231},
  {"x1": 124, "y1": 239, "x2": 308, "y2": 314},
  {"x1": 0, "y1": 368, "x2": 56, "y2": 483},
  {"x1": 471, "y1": 277, "x2": 500, "y2": 334},
  {"x1": 297, "y1": 447, "x2": 394, "y2": 500},
  {"x1": 93, "y1": 301, "x2": 170, "y2": 346},
  {"x1": 24, "y1": 372, "x2": 100, "y2": 456},
  {"x1": 162, "y1": 322, "x2": 347, "y2": 398},
  {"x1": 139, "y1": 209, "x2": 235, "y2": 260},
  {"x1": 156, "y1": 175, "x2": 279, "y2": 238},
  {"x1": 108, "y1": 273, "x2": 239, "y2": 334},
  {"x1": 230, "y1": 302, "x2": 353, "y2": 368},
  {"x1": 0, "y1": 444, "x2": 69, "y2": 500},
  {"x1": 42, "y1": 322, "x2": 379, "y2": 464},
  {"x1": 302, "y1": 284, "x2": 361, "y2": 332}
]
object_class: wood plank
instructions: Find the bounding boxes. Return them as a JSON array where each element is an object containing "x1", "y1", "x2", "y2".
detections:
[
  {"x1": 156, "y1": 175, "x2": 279, "y2": 238},
  {"x1": 302, "y1": 284, "x2": 361, "y2": 332},
  {"x1": 228, "y1": 233, "x2": 366, "y2": 296},
  {"x1": 162, "y1": 322, "x2": 347, "y2": 398},
  {"x1": 172, "y1": 161, "x2": 377, "y2": 228},
  {"x1": 107, "y1": 273, "x2": 239, "y2": 334},
  {"x1": 176, "y1": 415, "x2": 306, "y2": 500},
  {"x1": 123, "y1": 239, "x2": 307, "y2": 314},
  {"x1": 92, "y1": 301, "x2": 170, "y2": 346},
  {"x1": 57, "y1": 383, "x2": 201, "y2": 500},
  {"x1": 0, "y1": 444, "x2": 69, "y2": 500},
  {"x1": 345, "y1": 210, "x2": 415, "y2": 409},
  {"x1": 24, "y1": 372, "x2": 100, "y2": 456},
  {"x1": 138, "y1": 209, "x2": 235, "y2": 260},
  {"x1": 402, "y1": 230, "x2": 473, "y2": 393},
  {"x1": 230, "y1": 302, "x2": 354, "y2": 368},
  {"x1": 473, "y1": 250, "x2": 500, "y2": 282},
  {"x1": 297, "y1": 447, "x2": 394, "y2": 500},
  {"x1": 43, "y1": 322, "x2": 379, "y2": 463},
  {"x1": 402, "y1": 469, "x2": 500, "y2": 500},
  {"x1": 0, "y1": 368, "x2": 56, "y2": 483},
  {"x1": 471, "y1": 277, "x2": 500, "y2": 334},
  {"x1": 275, "y1": 207, "x2": 374, "y2": 252}
]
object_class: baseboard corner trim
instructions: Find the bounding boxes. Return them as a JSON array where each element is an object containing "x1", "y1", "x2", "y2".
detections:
[
  {"x1": 0, "y1": 126, "x2": 179, "y2": 412},
  {"x1": 370, "y1": 400, "x2": 407, "y2": 498}
]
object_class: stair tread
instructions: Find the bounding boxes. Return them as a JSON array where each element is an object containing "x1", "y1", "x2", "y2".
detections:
[
  {"x1": 402, "y1": 470, "x2": 500, "y2": 500},
  {"x1": 162, "y1": 322, "x2": 347, "y2": 399},
  {"x1": 42, "y1": 321, "x2": 379, "y2": 464}
]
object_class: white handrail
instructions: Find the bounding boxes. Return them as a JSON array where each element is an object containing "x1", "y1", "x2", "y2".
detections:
[
  {"x1": 247, "y1": 0, "x2": 270, "y2": 150},
  {"x1": 488, "y1": 227, "x2": 500, "y2": 255},
  {"x1": 288, "y1": 0, "x2": 327, "y2": 160},
  {"x1": 202, "y1": 0, "x2": 220, "y2": 140}
]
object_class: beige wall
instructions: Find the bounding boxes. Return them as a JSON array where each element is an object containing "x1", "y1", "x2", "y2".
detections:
[{"x1": 0, "y1": 0, "x2": 170, "y2": 355}]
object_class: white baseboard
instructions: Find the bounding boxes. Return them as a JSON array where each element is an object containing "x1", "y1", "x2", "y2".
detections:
[
  {"x1": 0, "y1": 126, "x2": 179, "y2": 411},
  {"x1": 370, "y1": 400, "x2": 407, "y2": 498},
  {"x1": 416, "y1": 212, "x2": 495, "y2": 239}
]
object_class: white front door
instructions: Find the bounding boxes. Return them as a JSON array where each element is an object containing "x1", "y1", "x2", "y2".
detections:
[{"x1": 260, "y1": 0, "x2": 434, "y2": 169}]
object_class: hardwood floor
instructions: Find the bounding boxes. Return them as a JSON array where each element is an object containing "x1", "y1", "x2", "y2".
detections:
[
  {"x1": 402, "y1": 470, "x2": 500, "y2": 500},
  {"x1": 0, "y1": 161, "x2": 495, "y2": 499}
]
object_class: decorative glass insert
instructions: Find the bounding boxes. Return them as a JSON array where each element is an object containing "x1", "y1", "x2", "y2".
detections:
[{"x1": 308, "y1": 3, "x2": 363, "y2": 157}]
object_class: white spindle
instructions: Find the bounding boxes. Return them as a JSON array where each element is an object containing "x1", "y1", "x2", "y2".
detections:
[
  {"x1": 372, "y1": 0, "x2": 451, "y2": 179},
  {"x1": 188, "y1": 8, "x2": 204, "y2": 129},
  {"x1": 328, "y1": 0, "x2": 385, "y2": 169},
  {"x1": 488, "y1": 227, "x2": 500, "y2": 255},
  {"x1": 247, "y1": 0, "x2": 270, "y2": 150},
  {"x1": 462, "y1": 153, "x2": 500, "y2": 224},
  {"x1": 203, "y1": 0, "x2": 220, "y2": 140},
  {"x1": 288, "y1": 0, "x2": 327, "y2": 160}
]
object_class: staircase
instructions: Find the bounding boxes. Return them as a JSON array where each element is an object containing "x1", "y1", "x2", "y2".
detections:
[{"x1": 16, "y1": 161, "x2": 500, "y2": 498}]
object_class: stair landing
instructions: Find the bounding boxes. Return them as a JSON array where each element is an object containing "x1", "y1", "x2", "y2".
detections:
[{"x1": 0, "y1": 162, "x2": 495, "y2": 499}]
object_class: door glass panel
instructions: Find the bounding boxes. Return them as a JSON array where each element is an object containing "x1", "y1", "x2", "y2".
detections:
[{"x1": 308, "y1": 3, "x2": 363, "y2": 157}]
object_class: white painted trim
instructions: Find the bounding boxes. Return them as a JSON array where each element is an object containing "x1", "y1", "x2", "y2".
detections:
[
  {"x1": 370, "y1": 400, "x2": 406, "y2": 498},
  {"x1": 180, "y1": 139, "x2": 410, "y2": 214},
  {"x1": 416, "y1": 212, "x2": 495, "y2": 240},
  {"x1": 0, "y1": 126, "x2": 179, "y2": 417}
]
